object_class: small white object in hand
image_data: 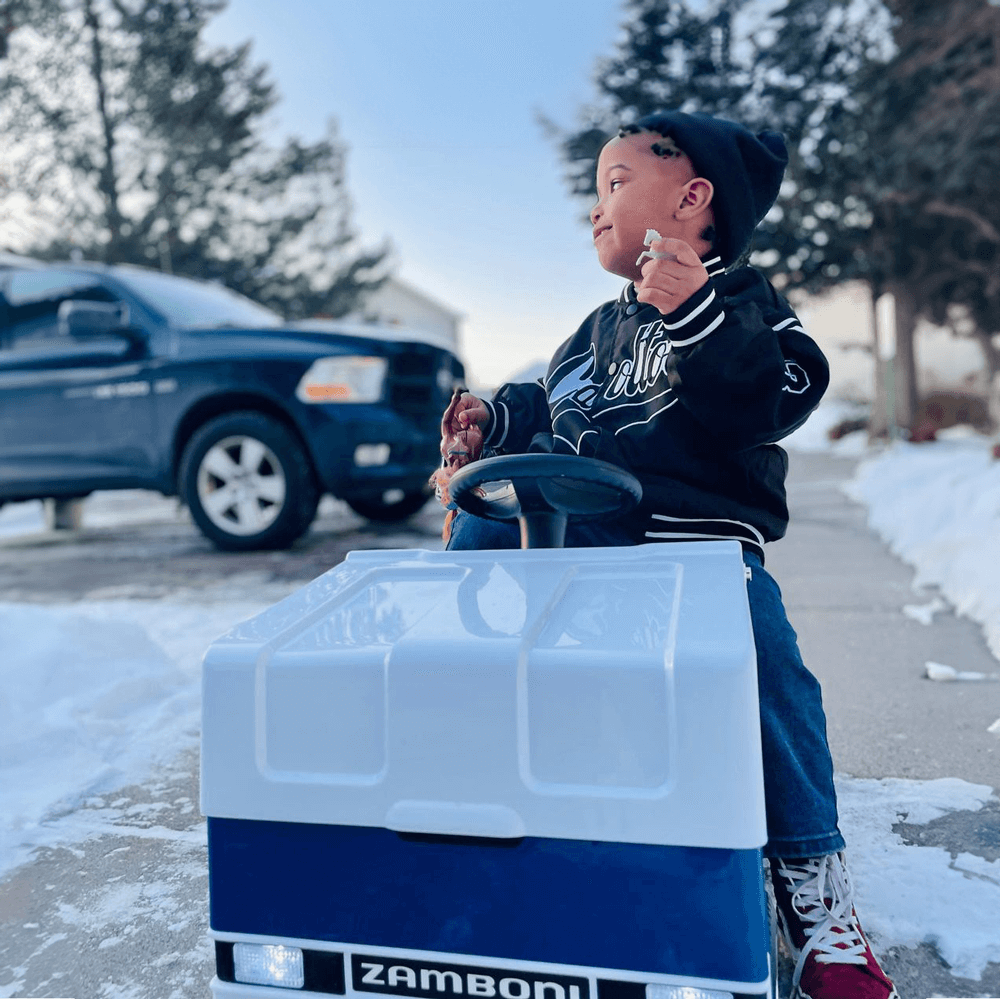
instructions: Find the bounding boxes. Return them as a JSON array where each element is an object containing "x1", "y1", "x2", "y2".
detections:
[{"x1": 635, "y1": 227, "x2": 678, "y2": 266}]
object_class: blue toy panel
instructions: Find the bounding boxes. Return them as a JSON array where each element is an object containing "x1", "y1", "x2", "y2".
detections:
[{"x1": 208, "y1": 817, "x2": 768, "y2": 987}]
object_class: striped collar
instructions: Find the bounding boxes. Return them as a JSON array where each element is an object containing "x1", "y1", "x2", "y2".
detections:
[{"x1": 619, "y1": 254, "x2": 726, "y2": 304}]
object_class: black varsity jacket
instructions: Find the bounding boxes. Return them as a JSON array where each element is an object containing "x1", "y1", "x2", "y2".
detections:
[{"x1": 480, "y1": 257, "x2": 830, "y2": 561}]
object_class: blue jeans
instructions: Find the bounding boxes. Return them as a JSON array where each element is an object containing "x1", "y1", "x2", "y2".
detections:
[{"x1": 446, "y1": 511, "x2": 845, "y2": 860}]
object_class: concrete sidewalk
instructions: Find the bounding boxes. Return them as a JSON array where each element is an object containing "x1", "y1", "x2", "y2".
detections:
[
  {"x1": 771, "y1": 448, "x2": 1000, "y2": 999},
  {"x1": 770, "y1": 449, "x2": 999, "y2": 793}
]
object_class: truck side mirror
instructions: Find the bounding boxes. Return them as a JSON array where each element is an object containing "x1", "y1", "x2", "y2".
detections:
[{"x1": 57, "y1": 299, "x2": 140, "y2": 341}]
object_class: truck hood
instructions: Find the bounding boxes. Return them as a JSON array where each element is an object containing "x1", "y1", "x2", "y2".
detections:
[
  {"x1": 177, "y1": 322, "x2": 458, "y2": 361},
  {"x1": 291, "y1": 318, "x2": 456, "y2": 353}
]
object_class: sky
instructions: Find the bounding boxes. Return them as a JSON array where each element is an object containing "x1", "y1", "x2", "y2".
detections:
[{"x1": 200, "y1": 0, "x2": 632, "y2": 387}]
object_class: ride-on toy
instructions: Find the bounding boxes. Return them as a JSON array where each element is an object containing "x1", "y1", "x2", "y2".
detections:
[{"x1": 201, "y1": 454, "x2": 778, "y2": 999}]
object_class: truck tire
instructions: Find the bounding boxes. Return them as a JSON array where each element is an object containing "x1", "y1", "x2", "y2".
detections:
[
  {"x1": 345, "y1": 488, "x2": 430, "y2": 522},
  {"x1": 180, "y1": 411, "x2": 319, "y2": 551}
]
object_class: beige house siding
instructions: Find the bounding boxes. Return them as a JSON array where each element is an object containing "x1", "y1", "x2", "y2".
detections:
[{"x1": 353, "y1": 277, "x2": 463, "y2": 353}]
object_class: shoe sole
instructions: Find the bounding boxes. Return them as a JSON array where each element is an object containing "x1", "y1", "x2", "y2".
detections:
[{"x1": 792, "y1": 987, "x2": 900, "y2": 999}]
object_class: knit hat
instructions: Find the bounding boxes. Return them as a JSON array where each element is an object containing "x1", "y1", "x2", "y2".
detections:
[{"x1": 624, "y1": 111, "x2": 788, "y2": 267}]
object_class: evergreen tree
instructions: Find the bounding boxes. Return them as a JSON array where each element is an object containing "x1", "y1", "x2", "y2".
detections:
[
  {"x1": 0, "y1": 0, "x2": 386, "y2": 318},
  {"x1": 542, "y1": 0, "x2": 890, "y2": 291}
]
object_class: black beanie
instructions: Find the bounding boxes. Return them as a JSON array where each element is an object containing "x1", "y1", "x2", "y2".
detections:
[{"x1": 627, "y1": 111, "x2": 788, "y2": 268}]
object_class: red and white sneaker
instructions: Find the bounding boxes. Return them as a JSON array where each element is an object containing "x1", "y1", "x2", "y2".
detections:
[{"x1": 770, "y1": 853, "x2": 899, "y2": 999}]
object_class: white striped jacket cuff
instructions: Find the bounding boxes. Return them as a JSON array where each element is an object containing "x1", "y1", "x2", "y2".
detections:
[
  {"x1": 661, "y1": 275, "x2": 725, "y2": 348},
  {"x1": 482, "y1": 399, "x2": 510, "y2": 449}
]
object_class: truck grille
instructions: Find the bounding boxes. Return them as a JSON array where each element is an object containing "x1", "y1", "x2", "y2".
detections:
[{"x1": 387, "y1": 345, "x2": 463, "y2": 432}]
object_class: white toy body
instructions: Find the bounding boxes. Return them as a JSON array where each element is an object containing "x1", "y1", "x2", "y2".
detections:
[{"x1": 202, "y1": 540, "x2": 773, "y2": 998}]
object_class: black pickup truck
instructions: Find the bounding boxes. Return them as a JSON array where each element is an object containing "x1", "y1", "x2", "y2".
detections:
[{"x1": 0, "y1": 257, "x2": 464, "y2": 549}]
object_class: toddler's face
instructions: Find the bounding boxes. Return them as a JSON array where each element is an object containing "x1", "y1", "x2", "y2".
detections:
[{"x1": 591, "y1": 133, "x2": 699, "y2": 282}]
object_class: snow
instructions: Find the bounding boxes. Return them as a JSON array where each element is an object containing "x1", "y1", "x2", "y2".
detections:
[
  {"x1": 0, "y1": 589, "x2": 295, "y2": 877},
  {"x1": 837, "y1": 775, "x2": 1000, "y2": 981},
  {"x1": 784, "y1": 403, "x2": 1000, "y2": 668},
  {"x1": 2, "y1": 408, "x2": 1000, "y2": 984},
  {"x1": 0, "y1": 497, "x2": 46, "y2": 537},
  {"x1": 843, "y1": 435, "x2": 1000, "y2": 661}
]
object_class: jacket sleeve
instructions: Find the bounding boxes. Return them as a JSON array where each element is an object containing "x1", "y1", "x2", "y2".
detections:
[
  {"x1": 482, "y1": 379, "x2": 552, "y2": 454},
  {"x1": 662, "y1": 270, "x2": 829, "y2": 450}
]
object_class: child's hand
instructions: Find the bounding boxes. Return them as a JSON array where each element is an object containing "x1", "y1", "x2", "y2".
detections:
[
  {"x1": 635, "y1": 237, "x2": 709, "y2": 316},
  {"x1": 431, "y1": 390, "x2": 488, "y2": 510},
  {"x1": 440, "y1": 389, "x2": 487, "y2": 470},
  {"x1": 441, "y1": 390, "x2": 488, "y2": 443}
]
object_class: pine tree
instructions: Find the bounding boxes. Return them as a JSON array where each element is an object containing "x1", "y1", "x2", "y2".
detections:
[
  {"x1": 0, "y1": 0, "x2": 386, "y2": 318},
  {"x1": 544, "y1": 0, "x2": 890, "y2": 287}
]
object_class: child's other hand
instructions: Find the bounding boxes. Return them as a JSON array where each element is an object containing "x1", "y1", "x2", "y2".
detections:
[
  {"x1": 439, "y1": 390, "x2": 487, "y2": 469},
  {"x1": 441, "y1": 390, "x2": 488, "y2": 442},
  {"x1": 433, "y1": 390, "x2": 488, "y2": 511},
  {"x1": 635, "y1": 238, "x2": 709, "y2": 316}
]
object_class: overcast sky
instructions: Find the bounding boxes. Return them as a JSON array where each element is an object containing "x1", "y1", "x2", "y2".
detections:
[{"x1": 202, "y1": 0, "x2": 631, "y2": 387}]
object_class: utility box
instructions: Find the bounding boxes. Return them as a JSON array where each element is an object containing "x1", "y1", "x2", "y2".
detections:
[{"x1": 202, "y1": 541, "x2": 771, "y2": 998}]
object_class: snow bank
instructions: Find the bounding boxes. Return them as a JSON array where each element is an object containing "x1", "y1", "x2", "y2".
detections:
[
  {"x1": 0, "y1": 592, "x2": 291, "y2": 877},
  {"x1": 845, "y1": 439, "x2": 1000, "y2": 660}
]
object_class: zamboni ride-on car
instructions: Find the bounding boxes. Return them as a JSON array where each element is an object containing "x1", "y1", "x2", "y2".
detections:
[{"x1": 201, "y1": 453, "x2": 779, "y2": 999}]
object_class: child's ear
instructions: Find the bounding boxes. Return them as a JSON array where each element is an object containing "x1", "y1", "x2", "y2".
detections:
[{"x1": 676, "y1": 177, "x2": 714, "y2": 217}]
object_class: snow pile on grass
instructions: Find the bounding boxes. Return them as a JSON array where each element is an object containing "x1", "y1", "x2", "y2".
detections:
[
  {"x1": 845, "y1": 439, "x2": 1000, "y2": 660},
  {"x1": 0, "y1": 593, "x2": 290, "y2": 877}
]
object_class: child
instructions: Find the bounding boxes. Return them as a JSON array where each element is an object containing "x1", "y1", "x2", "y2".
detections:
[{"x1": 436, "y1": 111, "x2": 897, "y2": 999}]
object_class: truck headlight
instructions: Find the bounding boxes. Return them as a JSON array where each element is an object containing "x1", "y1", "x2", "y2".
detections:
[{"x1": 296, "y1": 355, "x2": 387, "y2": 403}]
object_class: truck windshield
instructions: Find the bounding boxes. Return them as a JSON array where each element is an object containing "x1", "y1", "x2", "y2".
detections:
[{"x1": 116, "y1": 267, "x2": 282, "y2": 329}]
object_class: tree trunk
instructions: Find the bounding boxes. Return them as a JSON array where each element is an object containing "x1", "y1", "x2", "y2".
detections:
[
  {"x1": 978, "y1": 331, "x2": 1000, "y2": 434},
  {"x1": 83, "y1": 0, "x2": 124, "y2": 262},
  {"x1": 889, "y1": 282, "x2": 919, "y2": 434},
  {"x1": 973, "y1": 330, "x2": 1000, "y2": 382},
  {"x1": 868, "y1": 285, "x2": 890, "y2": 441}
]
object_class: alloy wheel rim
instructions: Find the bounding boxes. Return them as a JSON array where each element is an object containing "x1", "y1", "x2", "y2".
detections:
[{"x1": 196, "y1": 434, "x2": 287, "y2": 536}]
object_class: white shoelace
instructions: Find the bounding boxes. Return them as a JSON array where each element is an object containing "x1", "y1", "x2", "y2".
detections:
[{"x1": 774, "y1": 853, "x2": 868, "y2": 990}]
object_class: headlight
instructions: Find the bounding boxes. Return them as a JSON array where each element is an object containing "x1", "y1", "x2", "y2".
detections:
[
  {"x1": 296, "y1": 355, "x2": 388, "y2": 404},
  {"x1": 232, "y1": 942, "x2": 304, "y2": 988}
]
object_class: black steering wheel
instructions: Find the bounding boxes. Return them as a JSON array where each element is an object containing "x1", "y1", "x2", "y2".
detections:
[{"x1": 447, "y1": 453, "x2": 642, "y2": 549}]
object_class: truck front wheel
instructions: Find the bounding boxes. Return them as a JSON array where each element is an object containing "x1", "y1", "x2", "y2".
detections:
[{"x1": 180, "y1": 412, "x2": 319, "y2": 551}]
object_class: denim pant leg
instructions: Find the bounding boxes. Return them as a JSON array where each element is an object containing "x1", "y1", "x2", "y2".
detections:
[
  {"x1": 445, "y1": 511, "x2": 636, "y2": 551},
  {"x1": 445, "y1": 511, "x2": 521, "y2": 550},
  {"x1": 745, "y1": 553, "x2": 845, "y2": 860}
]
